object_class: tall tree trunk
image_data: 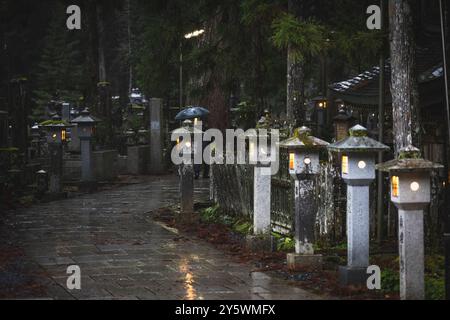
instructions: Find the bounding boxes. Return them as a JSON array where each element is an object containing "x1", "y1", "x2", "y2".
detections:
[
  {"x1": 287, "y1": 0, "x2": 305, "y2": 129},
  {"x1": 389, "y1": 0, "x2": 420, "y2": 156},
  {"x1": 127, "y1": 0, "x2": 133, "y2": 96},
  {"x1": 96, "y1": 2, "x2": 107, "y2": 83}
]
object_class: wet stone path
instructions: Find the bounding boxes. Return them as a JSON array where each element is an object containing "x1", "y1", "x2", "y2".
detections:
[{"x1": 0, "y1": 175, "x2": 321, "y2": 300}]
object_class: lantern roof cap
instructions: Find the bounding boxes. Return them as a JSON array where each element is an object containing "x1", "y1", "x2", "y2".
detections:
[
  {"x1": 71, "y1": 108, "x2": 100, "y2": 125},
  {"x1": 39, "y1": 114, "x2": 72, "y2": 129},
  {"x1": 279, "y1": 126, "x2": 329, "y2": 150},
  {"x1": 333, "y1": 108, "x2": 354, "y2": 121},
  {"x1": 311, "y1": 96, "x2": 327, "y2": 102},
  {"x1": 328, "y1": 124, "x2": 389, "y2": 153},
  {"x1": 376, "y1": 145, "x2": 443, "y2": 173}
]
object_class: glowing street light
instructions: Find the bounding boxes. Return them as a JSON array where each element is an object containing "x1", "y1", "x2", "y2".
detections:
[
  {"x1": 184, "y1": 29, "x2": 205, "y2": 39},
  {"x1": 180, "y1": 29, "x2": 206, "y2": 111}
]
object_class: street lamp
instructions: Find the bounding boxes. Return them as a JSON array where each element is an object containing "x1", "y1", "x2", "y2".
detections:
[{"x1": 180, "y1": 29, "x2": 205, "y2": 111}]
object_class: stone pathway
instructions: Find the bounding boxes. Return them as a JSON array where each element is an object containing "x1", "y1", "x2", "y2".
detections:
[{"x1": 0, "y1": 175, "x2": 321, "y2": 300}]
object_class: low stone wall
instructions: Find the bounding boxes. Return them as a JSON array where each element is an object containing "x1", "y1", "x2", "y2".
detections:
[
  {"x1": 93, "y1": 150, "x2": 118, "y2": 181},
  {"x1": 117, "y1": 155, "x2": 128, "y2": 175},
  {"x1": 63, "y1": 159, "x2": 81, "y2": 181},
  {"x1": 127, "y1": 145, "x2": 150, "y2": 175}
]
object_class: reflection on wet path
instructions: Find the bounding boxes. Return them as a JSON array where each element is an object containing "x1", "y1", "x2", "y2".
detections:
[{"x1": 0, "y1": 175, "x2": 321, "y2": 300}]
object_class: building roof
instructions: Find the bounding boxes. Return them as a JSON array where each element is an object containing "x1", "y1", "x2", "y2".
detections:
[{"x1": 329, "y1": 43, "x2": 444, "y2": 109}]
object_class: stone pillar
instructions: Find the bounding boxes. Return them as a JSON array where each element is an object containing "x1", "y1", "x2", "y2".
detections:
[
  {"x1": 80, "y1": 138, "x2": 93, "y2": 182},
  {"x1": 62, "y1": 103, "x2": 70, "y2": 121},
  {"x1": 398, "y1": 209, "x2": 425, "y2": 300},
  {"x1": 253, "y1": 166, "x2": 271, "y2": 234},
  {"x1": 48, "y1": 142, "x2": 63, "y2": 194},
  {"x1": 179, "y1": 163, "x2": 194, "y2": 223},
  {"x1": 339, "y1": 183, "x2": 370, "y2": 284},
  {"x1": 294, "y1": 178, "x2": 316, "y2": 254},
  {"x1": 149, "y1": 98, "x2": 164, "y2": 174},
  {"x1": 347, "y1": 184, "x2": 370, "y2": 268},
  {"x1": 287, "y1": 177, "x2": 323, "y2": 269}
]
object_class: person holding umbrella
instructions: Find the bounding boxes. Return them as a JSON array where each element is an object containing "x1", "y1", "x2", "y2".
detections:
[{"x1": 175, "y1": 106, "x2": 210, "y2": 179}]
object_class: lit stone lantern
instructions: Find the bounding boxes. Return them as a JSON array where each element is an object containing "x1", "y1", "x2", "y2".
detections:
[
  {"x1": 333, "y1": 104, "x2": 355, "y2": 142},
  {"x1": 312, "y1": 96, "x2": 328, "y2": 110},
  {"x1": 328, "y1": 124, "x2": 389, "y2": 285},
  {"x1": 377, "y1": 145, "x2": 443, "y2": 300},
  {"x1": 41, "y1": 114, "x2": 70, "y2": 144},
  {"x1": 71, "y1": 108, "x2": 100, "y2": 184},
  {"x1": 174, "y1": 120, "x2": 203, "y2": 223},
  {"x1": 280, "y1": 126, "x2": 329, "y2": 269},
  {"x1": 312, "y1": 96, "x2": 328, "y2": 135},
  {"x1": 40, "y1": 114, "x2": 72, "y2": 195},
  {"x1": 244, "y1": 127, "x2": 275, "y2": 252}
]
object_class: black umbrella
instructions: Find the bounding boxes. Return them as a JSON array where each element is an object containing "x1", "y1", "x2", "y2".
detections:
[{"x1": 175, "y1": 106, "x2": 209, "y2": 121}]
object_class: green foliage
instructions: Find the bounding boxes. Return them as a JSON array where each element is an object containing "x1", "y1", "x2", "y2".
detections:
[
  {"x1": 425, "y1": 276, "x2": 445, "y2": 300},
  {"x1": 380, "y1": 255, "x2": 445, "y2": 300},
  {"x1": 33, "y1": 2, "x2": 84, "y2": 115},
  {"x1": 232, "y1": 220, "x2": 253, "y2": 235},
  {"x1": 381, "y1": 268, "x2": 400, "y2": 294},
  {"x1": 425, "y1": 254, "x2": 445, "y2": 300},
  {"x1": 201, "y1": 204, "x2": 221, "y2": 223},
  {"x1": 0, "y1": 148, "x2": 19, "y2": 153},
  {"x1": 125, "y1": 113, "x2": 144, "y2": 132},
  {"x1": 200, "y1": 205, "x2": 253, "y2": 235},
  {"x1": 271, "y1": 232, "x2": 295, "y2": 251},
  {"x1": 272, "y1": 14, "x2": 327, "y2": 63},
  {"x1": 233, "y1": 101, "x2": 256, "y2": 129},
  {"x1": 333, "y1": 30, "x2": 383, "y2": 69}
]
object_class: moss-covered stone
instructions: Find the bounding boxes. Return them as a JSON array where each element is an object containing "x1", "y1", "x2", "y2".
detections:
[{"x1": 39, "y1": 119, "x2": 70, "y2": 126}]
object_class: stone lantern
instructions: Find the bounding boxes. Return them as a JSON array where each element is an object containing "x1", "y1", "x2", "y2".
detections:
[
  {"x1": 312, "y1": 96, "x2": 328, "y2": 110},
  {"x1": 40, "y1": 114, "x2": 72, "y2": 195},
  {"x1": 138, "y1": 127, "x2": 149, "y2": 145},
  {"x1": 71, "y1": 108, "x2": 100, "y2": 184},
  {"x1": 125, "y1": 128, "x2": 136, "y2": 146},
  {"x1": 280, "y1": 126, "x2": 329, "y2": 269},
  {"x1": 36, "y1": 169, "x2": 48, "y2": 198},
  {"x1": 30, "y1": 122, "x2": 42, "y2": 159},
  {"x1": 312, "y1": 96, "x2": 328, "y2": 135},
  {"x1": 173, "y1": 120, "x2": 203, "y2": 223},
  {"x1": 333, "y1": 105, "x2": 355, "y2": 142},
  {"x1": 247, "y1": 128, "x2": 272, "y2": 239},
  {"x1": 328, "y1": 124, "x2": 389, "y2": 285},
  {"x1": 377, "y1": 145, "x2": 443, "y2": 300}
]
